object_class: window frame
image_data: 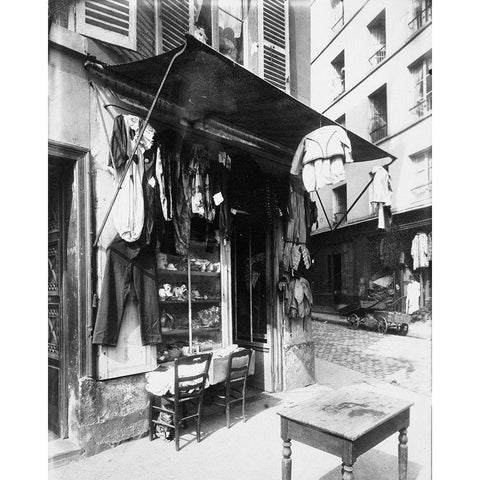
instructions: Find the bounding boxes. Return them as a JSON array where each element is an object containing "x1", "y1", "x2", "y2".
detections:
[
  {"x1": 368, "y1": 84, "x2": 388, "y2": 142},
  {"x1": 409, "y1": 54, "x2": 432, "y2": 117},
  {"x1": 331, "y1": 50, "x2": 345, "y2": 98},
  {"x1": 332, "y1": 183, "x2": 348, "y2": 226},
  {"x1": 409, "y1": 147, "x2": 432, "y2": 203}
]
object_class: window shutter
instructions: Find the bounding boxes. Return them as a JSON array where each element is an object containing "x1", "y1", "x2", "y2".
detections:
[
  {"x1": 159, "y1": 0, "x2": 190, "y2": 52},
  {"x1": 76, "y1": 0, "x2": 137, "y2": 50},
  {"x1": 262, "y1": 0, "x2": 289, "y2": 92}
]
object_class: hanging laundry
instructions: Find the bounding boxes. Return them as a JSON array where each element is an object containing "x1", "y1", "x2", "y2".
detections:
[
  {"x1": 411, "y1": 232, "x2": 429, "y2": 270},
  {"x1": 93, "y1": 235, "x2": 162, "y2": 346},
  {"x1": 427, "y1": 232, "x2": 432, "y2": 263},
  {"x1": 370, "y1": 165, "x2": 392, "y2": 229},
  {"x1": 290, "y1": 125, "x2": 353, "y2": 192}
]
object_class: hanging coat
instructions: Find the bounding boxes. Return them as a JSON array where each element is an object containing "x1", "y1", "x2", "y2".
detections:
[
  {"x1": 370, "y1": 165, "x2": 392, "y2": 230},
  {"x1": 290, "y1": 125, "x2": 353, "y2": 192}
]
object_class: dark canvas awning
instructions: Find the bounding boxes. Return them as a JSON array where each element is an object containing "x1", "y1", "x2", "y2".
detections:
[{"x1": 101, "y1": 34, "x2": 394, "y2": 163}]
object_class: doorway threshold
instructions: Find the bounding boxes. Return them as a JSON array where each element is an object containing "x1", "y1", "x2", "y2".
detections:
[{"x1": 48, "y1": 437, "x2": 82, "y2": 469}]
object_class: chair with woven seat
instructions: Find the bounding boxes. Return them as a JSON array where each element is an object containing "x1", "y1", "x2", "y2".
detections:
[
  {"x1": 149, "y1": 352, "x2": 212, "y2": 451},
  {"x1": 207, "y1": 348, "x2": 252, "y2": 428}
]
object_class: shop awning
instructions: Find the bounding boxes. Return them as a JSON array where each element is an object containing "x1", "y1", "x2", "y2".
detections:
[{"x1": 101, "y1": 34, "x2": 394, "y2": 163}]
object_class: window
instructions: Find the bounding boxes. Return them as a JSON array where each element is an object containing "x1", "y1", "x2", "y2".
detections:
[
  {"x1": 368, "y1": 85, "x2": 388, "y2": 142},
  {"x1": 332, "y1": 184, "x2": 347, "y2": 226},
  {"x1": 410, "y1": 148, "x2": 432, "y2": 202},
  {"x1": 367, "y1": 10, "x2": 386, "y2": 66},
  {"x1": 331, "y1": 0, "x2": 344, "y2": 33},
  {"x1": 335, "y1": 114, "x2": 346, "y2": 127},
  {"x1": 217, "y1": 0, "x2": 244, "y2": 64},
  {"x1": 76, "y1": 0, "x2": 138, "y2": 50},
  {"x1": 331, "y1": 51, "x2": 345, "y2": 98},
  {"x1": 409, "y1": 0, "x2": 432, "y2": 33},
  {"x1": 409, "y1": 55, "x2": 432, "y2": 117}
]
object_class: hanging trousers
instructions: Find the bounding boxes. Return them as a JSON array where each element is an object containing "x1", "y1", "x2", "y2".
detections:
[{"x1": 93, "y1": 236, "x2": 162, "y2": 346}]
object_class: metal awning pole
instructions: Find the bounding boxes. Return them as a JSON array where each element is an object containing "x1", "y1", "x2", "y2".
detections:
[
  {"x1": 314, "y1": 189, "x2": 332, "y2": 231},
  {"x1": 311, "y1": 156, "x2": 395, "y2": 262},
  {"x1": 311, "y1": 176, "x2": 374, "y2": 262},
  {"x1": 92, "y1": 42, "x2": 187, "y2": 247}
]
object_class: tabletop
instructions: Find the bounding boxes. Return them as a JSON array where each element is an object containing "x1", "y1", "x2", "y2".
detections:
[{"x1": 278, "y1": 387, "x2": 413, "y2": 442}]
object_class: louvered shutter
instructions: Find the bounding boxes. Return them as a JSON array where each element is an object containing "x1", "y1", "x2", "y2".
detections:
[
  {"x1": 159, "y1": 0, "x2": 190, "y2": 52},
  {"x1": 262, "y1": 0, "x2": 289, "y2": 92},
  {"x1": 77, "y1": 0, "x2": 137, "y2": 49}
]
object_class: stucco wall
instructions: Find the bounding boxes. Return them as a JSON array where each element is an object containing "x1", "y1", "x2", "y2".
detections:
[{"x1": 49, "y1": 34, "x2": 155, "y2": 456}]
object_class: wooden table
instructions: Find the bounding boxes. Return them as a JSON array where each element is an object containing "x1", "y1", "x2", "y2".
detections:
[{"x1": 278, "y1": 387, "x2": 413, "y2": 480}]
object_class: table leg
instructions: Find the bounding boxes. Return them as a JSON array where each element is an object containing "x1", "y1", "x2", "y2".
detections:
[
  {"x1": 282, "y1": 439, "x2": 292, "y2": 480},
  {"x1": 398, "y1": 428, "x2": 408, "y2": 480},
  {"x1": 341, "y1": 463, "x2": 354, "y2": 480}
]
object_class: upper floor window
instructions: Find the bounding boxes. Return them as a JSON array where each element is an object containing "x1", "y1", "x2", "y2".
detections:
[
  {"x1": 408, "y1": 0, "x2": 432, "y2": 34},
  {"x1": 368, "y1": 85, "x2": 388, "y2": 143},
  {"x1": 76, "y1": 0, "x2": 138, "y2": 50},
  {"x1": 331, "y1": 0, "x2": 344, "y2": 33},
  {"x1": 367, "y1": 10, "x2": 386, "y2": 67},
  {"x1": 409, "y1": 54, "x2": 432, "y2": 118},
  {"x1": 410, "y1": 148, "x2": 432, "y2": 202},
  {"x1": 218, "y1": 0, "x2": 244, "y2": 64},
  {"x1": 332, "y1": 184, "x2": 347, "y2": 226},
  {"x1": 335, "y1": 114, "x2": 346, "y2": 128},
  {"x1": 331, "y1": 51, "x2": 345, "y2": 98}
]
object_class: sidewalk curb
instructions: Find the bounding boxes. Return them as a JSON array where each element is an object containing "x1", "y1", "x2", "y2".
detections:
[{"x1": 311, "y1": 315, "x2": 431, "y2": 340}]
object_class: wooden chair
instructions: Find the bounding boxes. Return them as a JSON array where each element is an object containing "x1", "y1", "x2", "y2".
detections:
[
  {"x1": 149, "y1": 352, "x2": 212, "y2": 451},
  {"x1": 207, "y1": 348, "x2": 252, "y2": 428}
]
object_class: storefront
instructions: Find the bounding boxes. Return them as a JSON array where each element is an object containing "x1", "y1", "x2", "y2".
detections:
[{"x1": 49, "y1": 34, "x2": 393, "y2": 456}]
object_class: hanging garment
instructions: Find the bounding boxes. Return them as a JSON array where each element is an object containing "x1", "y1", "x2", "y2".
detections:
[
  {"x1": 406, "y1": 280, "x2": 421, "y2": 314},
  {"x1": 139, "y1": 141, "x2": 164, "y2": 248},
  {"x1": 93, "y1": 236, "x2": 162, "y2": 346},
  {"x1": 172, "y1": 152, "x2": 192, "y2": 257},
  {"x1": 109, "y1": 115, "x2": 159, "y2": 242},
  {"x1": 278, "y1": 273, "x2": 313, "y2": 330},
  {"x1": 370, "y1": 165, "x2": 392, "y2": 229},
  {"x1": 282, "y1": 182, "x2": 311, "y2": 271},
  {"x1": 290, "y1": 125, "x2": 353, "y2": 192},
  {"x1": 156, "y1": 144, "x2": 174, "y2": 222},
  {"x1": 427, "y1": 232, "x2": 432, "y2": 263},
  {"x1": 411, "y1": 232, "x2": 429, "y2": 270}
]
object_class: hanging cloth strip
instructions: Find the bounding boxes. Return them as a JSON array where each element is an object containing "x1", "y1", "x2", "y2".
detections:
[
  {"x1": 370, "y1": 165, "x2": 392, "y2": 230},
  {"x1": 290, "y1": 125, "x2": 353, "y2": 192}
]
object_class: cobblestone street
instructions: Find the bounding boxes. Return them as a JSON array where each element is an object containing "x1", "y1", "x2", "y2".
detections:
[{"x1": 312, "y1": 321, "x2": 431, "y2": 396}]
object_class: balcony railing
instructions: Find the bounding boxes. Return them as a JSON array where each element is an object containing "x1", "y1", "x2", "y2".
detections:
[
  {"x1": 408, "y1": 5, "x2": 432, "y2": 33},
  {"x1": 369, "y1": 45, "x2": 386, "y2": 66},
  {"x1": 409, "y1": 93, "x2": 432, "y2": 117},
  {"x1": 331, "y1": 16, "x2": 344, "y2": 33},
  {"x1": 369, "y1": 124, "x2": 388, "y2": 143}
]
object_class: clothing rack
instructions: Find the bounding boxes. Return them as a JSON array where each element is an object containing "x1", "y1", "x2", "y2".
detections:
[{"x1": 93, "y1": 42, "x2": 187, "y2": 247}]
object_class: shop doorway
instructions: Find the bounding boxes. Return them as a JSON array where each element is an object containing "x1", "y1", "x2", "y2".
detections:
[
  {"x1": 48, "y1": 161, "x2": 69, "y2": 439},
  {"x1": 232, "y1": 214, "x2": 273, "y2": 391},
  {"x1": 329, "y1": 253, "x2": 342, "y2": 304}
]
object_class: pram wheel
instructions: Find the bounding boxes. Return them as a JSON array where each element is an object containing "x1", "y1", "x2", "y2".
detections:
[
  {"x1": 377, "y1": 316, "x2": 388, "y2": 334},
  {"x1": 348, "y1": 313, "x2": 360, "y2": 329}
]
